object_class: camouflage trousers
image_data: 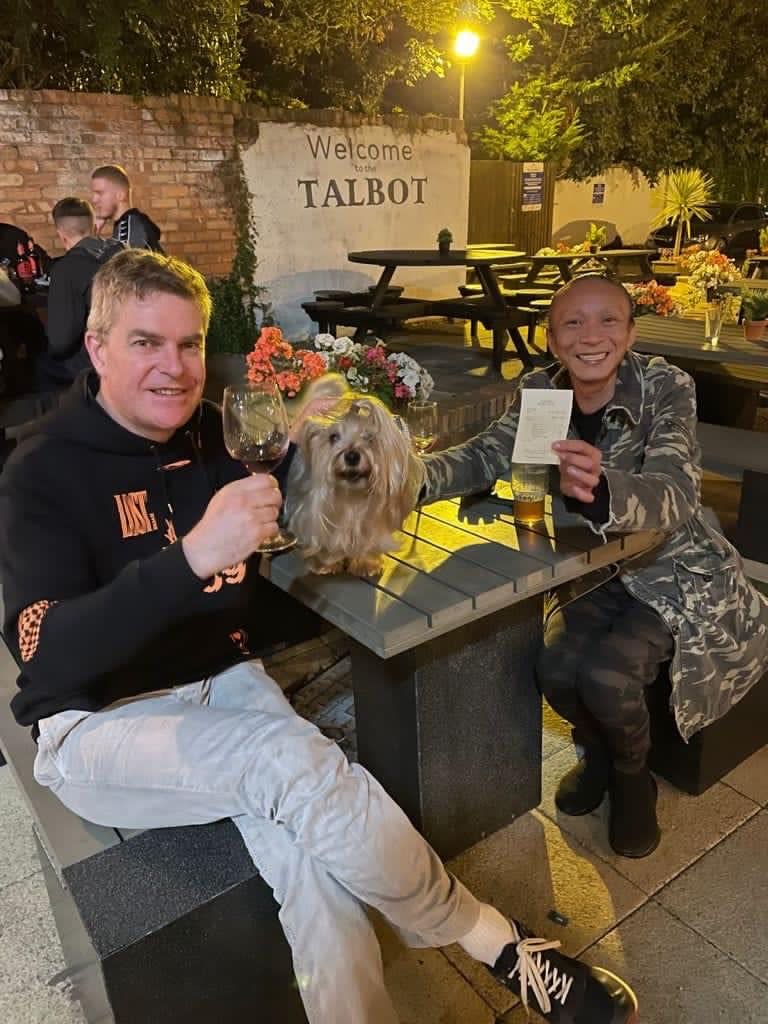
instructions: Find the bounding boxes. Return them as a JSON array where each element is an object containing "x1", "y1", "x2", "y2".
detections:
[{"x1": 537, "y1": 575, "x2": 674, "y2": 772}]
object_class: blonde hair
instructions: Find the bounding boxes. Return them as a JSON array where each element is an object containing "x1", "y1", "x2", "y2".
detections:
[
  {"x1": 87, "y1": 249, "x2": 212, "y2": 337},
  {"x1": 91, "y1": 164, "x2": 131, "y2": 191}
]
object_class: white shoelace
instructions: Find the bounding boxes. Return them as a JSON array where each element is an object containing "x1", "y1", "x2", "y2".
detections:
[{"x1": 506, "y1": 921, "x2": 575, "y2": 1015}]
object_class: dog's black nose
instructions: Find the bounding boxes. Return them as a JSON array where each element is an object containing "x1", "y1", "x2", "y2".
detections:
[{"x1": 344, "y1": 449, "x2": 361, "y2": 467}]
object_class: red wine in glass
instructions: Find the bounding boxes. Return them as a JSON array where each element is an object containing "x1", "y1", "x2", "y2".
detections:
[{"x1": 222, "y1": 383, "x2": 296, "y2": 553}]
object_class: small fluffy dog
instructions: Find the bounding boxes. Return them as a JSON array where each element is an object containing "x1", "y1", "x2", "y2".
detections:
[{"x1": 286, "y1": 374, "x2": 425, "y2": 575}]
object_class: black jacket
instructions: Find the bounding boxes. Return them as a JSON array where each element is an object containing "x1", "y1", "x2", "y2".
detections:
[
  {"x1": 0, "y1": 373, "x2": 298, "y2": 729},
  {"x1": 113, "y1": 209, "x2": 164, "y2": 252},
  {"x1": 45, "y1": 236, "x2": 124, "y2": 381}
]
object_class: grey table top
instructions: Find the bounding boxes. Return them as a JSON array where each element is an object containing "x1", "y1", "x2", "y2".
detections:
[
  {"x1": 634, "y1": 315, "x2": 768, "y2": 367},
  {"x1": 265, "y1": 491, "x2": 658, "y2": 659}
]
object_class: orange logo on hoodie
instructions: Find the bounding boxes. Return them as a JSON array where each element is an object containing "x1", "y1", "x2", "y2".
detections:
[{"x1": 114, "y1": 490, "x2": 158, "y2": 538}]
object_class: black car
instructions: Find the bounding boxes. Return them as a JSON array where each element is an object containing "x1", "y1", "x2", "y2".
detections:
[{"x1": 646, "y1": 202, "x2": 768, "y2": 262}]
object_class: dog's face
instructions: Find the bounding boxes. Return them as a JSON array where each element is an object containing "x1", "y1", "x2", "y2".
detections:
[{"x1": 300, "y1": 396, "x2": 410, "y2": 496}]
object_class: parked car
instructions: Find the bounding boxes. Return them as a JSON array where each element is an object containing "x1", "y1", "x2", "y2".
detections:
[{"x1": 645, "y1": 202, "x2": 768, "y2": 262}]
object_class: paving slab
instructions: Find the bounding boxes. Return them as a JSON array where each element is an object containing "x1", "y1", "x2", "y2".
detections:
[
  {"x1": 375, "y1": 916, "x2": 496, "y2": 1024},
  {"x1": 443, "y1": 809, "x2": 646, "y2": 1017},
  {"x1": 0, "y1": 871, "x2": 85, "y2": 1021},
  {"x1": 0, "y1": 765, "x2": 39, "y2": 889},
  {"x1": 658, "y1": 810, "x2": 768, "y2": 984},
  {"x1": 722, "y1": 743, "x2": 768, "y2": 806},
  {"x1": 541, "y1": 701, "x2": 571, "y2": 762},
  {"x1": 503, "y1": 899, "x2": 768, "y2": 1023},
  {"x1": 539, "y1": 745, "x2": 760, "y2": 895}
]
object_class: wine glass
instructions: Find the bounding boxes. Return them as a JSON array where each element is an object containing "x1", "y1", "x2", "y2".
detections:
[
  {"x1": 407, "y1": 399, "x2": 439, "y2": 454},
  {"x1": 222, "y1": 380, "x2": 296, "y2": 553}
]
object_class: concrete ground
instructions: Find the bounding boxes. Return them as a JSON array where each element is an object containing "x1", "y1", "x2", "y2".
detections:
[{"x1": 1, "y1": 326, "x2": 766, "y2": 1022}]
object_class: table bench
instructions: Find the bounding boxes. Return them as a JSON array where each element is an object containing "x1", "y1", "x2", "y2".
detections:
[
  {"x1": 302, "y1": 298, "x2": 429, "y2": 338},
  {"x1": 0, "y1": 618, "x2": 306, "y2": 1024},
  {"x1": 695, "y1": 421, "x2": 768, "y2": 571}
]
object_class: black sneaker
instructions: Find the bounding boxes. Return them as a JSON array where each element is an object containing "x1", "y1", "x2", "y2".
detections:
[{"x1": 489, "y1": 920, "x2": 638, "y2": 1023}]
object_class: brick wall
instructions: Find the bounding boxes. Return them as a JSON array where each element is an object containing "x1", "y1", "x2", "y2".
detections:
[
  {"x1": 0, "y1": 90, "x2": 463, "y2": 280},
  {"x1": 0, "y1": 90, "x2": 243, "y2": 277}
]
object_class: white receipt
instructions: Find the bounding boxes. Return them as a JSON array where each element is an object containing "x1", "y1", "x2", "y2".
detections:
[{"x1": 511, "y1": 389, "x2": 574, "y2": 465}]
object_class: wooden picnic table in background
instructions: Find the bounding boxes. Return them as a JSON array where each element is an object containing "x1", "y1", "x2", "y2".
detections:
[
  {"x1": 743, "y1": 255, "x2": 768, "y2": 279},
  {"x1": 265, "y1": 492, "x2": 657, "y2": 857},
  {"x1": 633, "y1": 315, "x2": 768, "y2": 367},
  {"x1": 347, "y1": 247, "x2": 527, "y2": 308}
]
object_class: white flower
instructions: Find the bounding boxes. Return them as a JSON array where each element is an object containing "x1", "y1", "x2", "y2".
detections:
[
  {"x1": 313, "y1": 333, "x2": 336, "y2": 350},
  {"x1": 332, "y1": 336, "x2": 354, "y2": 355},
  {"x1": 403, "y1": 370, "x2": 420, "y2": 390}
]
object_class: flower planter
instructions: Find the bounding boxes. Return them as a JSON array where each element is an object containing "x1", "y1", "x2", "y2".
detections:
[
  {"x1": 743, "y1": 319, "x2": 768, "y2": 343},
  {"x1": 438, "y1": 242, "x2": 451, "y2": 257}
]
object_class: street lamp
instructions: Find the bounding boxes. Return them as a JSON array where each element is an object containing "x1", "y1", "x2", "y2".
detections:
[{"x1": 454, "y1": 29, "x2": 480, "y2": 121}]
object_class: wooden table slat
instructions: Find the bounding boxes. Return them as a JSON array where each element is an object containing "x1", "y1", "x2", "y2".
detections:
[
  {"x1": 419, "y1": 500, "x2": 591, "y2": 581},
  {"x1": 266, "y1": 552, "x2": 430, "y2": 654},
  {"x1": 367, "y1": 554, "x2": 475, "y2": 627},
  {"x1": 399, "y1": 514, "x2": 553, "y2": 593},
  {"x1": 389, "y1": 531, "x2": 518, "y2": 609}
]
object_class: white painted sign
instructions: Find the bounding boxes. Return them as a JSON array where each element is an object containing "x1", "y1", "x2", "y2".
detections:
[{"x1": 242, "y1": 122, "x2": 470, "y2": 337}]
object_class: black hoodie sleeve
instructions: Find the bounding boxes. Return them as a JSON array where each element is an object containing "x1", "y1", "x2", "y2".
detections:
[
  {"x1": 0, "y1": 455, "x2": 203, "y2": 699},
  {"x1": 46, "y1": 258, "x2": 86, "y2": 359}
]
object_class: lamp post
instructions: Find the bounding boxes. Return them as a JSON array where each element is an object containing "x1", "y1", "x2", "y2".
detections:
[{"x1": 454, "y1": 29, "x2": 480, "y2": 121}]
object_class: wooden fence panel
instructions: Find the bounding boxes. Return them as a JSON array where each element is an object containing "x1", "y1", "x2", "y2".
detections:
[{"x1": 468, "y1": 161, "x2": 555, "y2": 254}]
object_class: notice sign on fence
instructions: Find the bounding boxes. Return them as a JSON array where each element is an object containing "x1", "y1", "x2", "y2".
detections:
[
  {"x1": 592, "y1": 182, "x2": 606, "y2": 205},
  {"x1": 521, "y1": 161, "x2": 545, "y2": 212}
]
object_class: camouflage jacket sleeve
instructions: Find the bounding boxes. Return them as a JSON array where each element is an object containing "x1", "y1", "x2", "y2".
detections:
[
  {"x1": 420, "y1": 372, "x2": 554, "y2": 500},
  {"x1": 601, "y1": 367, "x2": 701, "y2": 534}
]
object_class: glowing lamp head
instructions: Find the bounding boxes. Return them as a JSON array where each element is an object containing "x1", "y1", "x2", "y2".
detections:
[{"x1": 454, "y1": 29, "x2": 480, "y2": 60}]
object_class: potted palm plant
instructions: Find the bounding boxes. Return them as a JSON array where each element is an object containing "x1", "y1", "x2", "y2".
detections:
[
  {"x1": 437, "y1": 228, "x2": 453, "y2": 256},
  {"x1": 740, "y1": 289, "x2": 768, "y2": 342},
  {"x1": 651, "y1": 169, "x2": 714, "y2": 258},
  {"x1": 585, "y1": 222, "x2": 608, "y2": 253}
]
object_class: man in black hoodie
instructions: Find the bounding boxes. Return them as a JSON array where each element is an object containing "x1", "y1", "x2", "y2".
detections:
[
  {"x1": 39, "y1": 198, "x2": 123, "y2": 389},
  {"x1": 0, "y1": 250, "x2": 637, "y2": 1024},
  {"x1": 90, "y1": 164, "x2": 164, "y2": 252}
]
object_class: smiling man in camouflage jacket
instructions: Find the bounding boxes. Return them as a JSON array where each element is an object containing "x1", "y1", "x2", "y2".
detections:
[{"x1": 422, "y1": 274, "x2": 768, "y2": 859}]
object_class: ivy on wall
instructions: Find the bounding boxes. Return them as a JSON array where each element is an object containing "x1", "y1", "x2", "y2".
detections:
[{"x1": 206, "y1": 148, "x2": 269, "y2": 355}]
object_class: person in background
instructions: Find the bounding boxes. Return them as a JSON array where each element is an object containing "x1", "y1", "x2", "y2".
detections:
[
  {"x1": 0, "y1": 249, "x2": 639, "y2": 1024},
  {"x1": 420, "y1": 274, "x2": 768, "y2": 860},
  {"x1": 90, "y1": 165, "x2": 164, "y2": 252},
  {"x1": 39, "y1": 198, "x2": 123, "y2": 390}
]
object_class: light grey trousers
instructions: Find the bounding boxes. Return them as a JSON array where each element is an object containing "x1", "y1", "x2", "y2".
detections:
[{"x1": 33, "y1": 660, "x2": 481, "y2": 1024}]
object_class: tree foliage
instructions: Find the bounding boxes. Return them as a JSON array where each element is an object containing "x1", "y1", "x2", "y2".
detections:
[
  {"x1": 0, "y1": 0, "x2": 245, "y2": 97},
  {"x1": 242, "y1": 0, "x2": 493, "y2": 114},
  {"x1": 480, "y1": 0, "x2": 768, "y2": 199}
]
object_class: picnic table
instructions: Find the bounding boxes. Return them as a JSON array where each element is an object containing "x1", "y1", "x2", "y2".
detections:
[
  {"x1": 348, "y1": 246, "x2": 527, "y2": 308},
  {"x1": 347, "y1": 248, "x2": 539, "y2": 370},
  {"x1": 633, "y1": 314, "x2": 768, "y2": 427},
  {"x1": 743, "y1": 254, "x2": 768, "y2": 279},
  {"x1": 265, "y1": 491, "x2": 657, "y2": 858},
  {"x1": 524, "y1": 253, "x2": 594, "y2": 286},
  {"x1": 525, "y1": 249, "x2": 657, "y2": 287},
  {"x1": 633, "y1": 314, "x2": 768, "y2": 367},
  {"x1": 592, "y1": 248, "x2": 656, "y2": 282}
]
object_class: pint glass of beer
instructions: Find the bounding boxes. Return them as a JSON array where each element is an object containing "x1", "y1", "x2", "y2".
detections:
[{"x1": 510, "y1": 463, "x2": 549, "y2": 522}]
